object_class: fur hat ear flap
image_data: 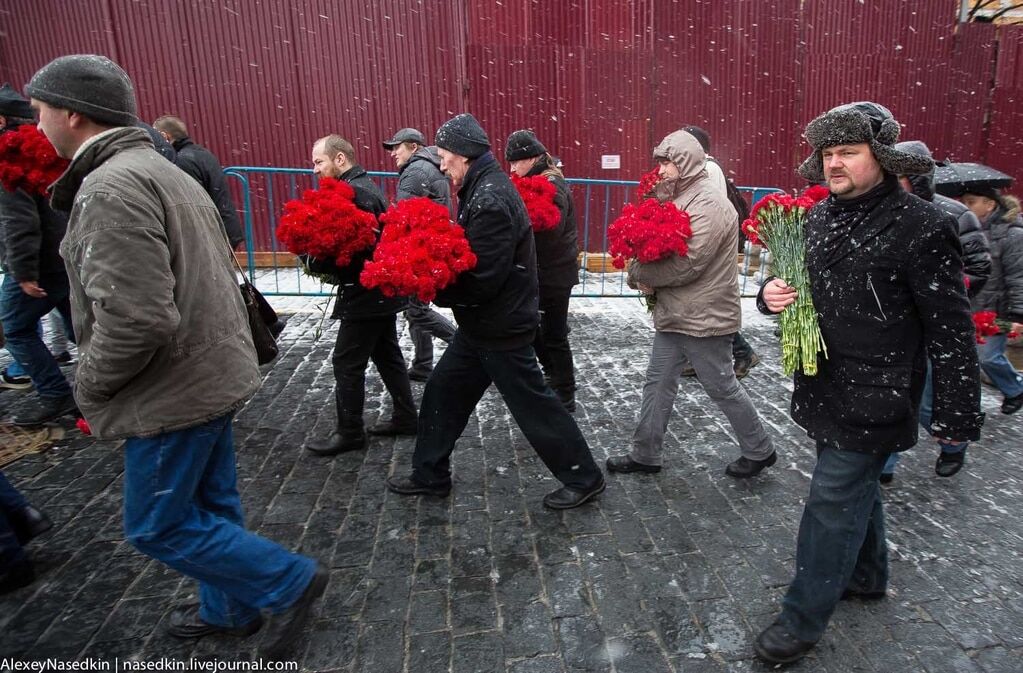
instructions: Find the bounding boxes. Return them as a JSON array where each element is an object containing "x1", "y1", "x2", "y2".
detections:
[{"x1": 876, "y1": 118, "x2": 900, "y2": 145}]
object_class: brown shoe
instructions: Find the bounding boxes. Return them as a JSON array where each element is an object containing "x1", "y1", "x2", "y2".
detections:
[{"x1": 257, "y1": 563, "x2": 329, "y2": 661}]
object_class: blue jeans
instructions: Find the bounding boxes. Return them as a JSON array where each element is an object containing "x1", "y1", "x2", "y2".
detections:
[
  {"x1": 0, "y1": 274, "x2": 73, "y2": 398},
  {"x1": 4, "y1": 321, "x2": 43, "y2": 378},
  {"x1": 978, "y1": 333, "x2": 1023, "y2": 398},
  {"x1": 0, "y1": 471, "x2": 29, "y2": 571},
  {"x1": 883, "y1": 361, "x2": 967, "y2": 474},
  {"x1": 780, "y1": 443, "x2": 889, "y2": 642},
  {"x1": 123, "y1": 413, "x2": 316, "y2": 627}
]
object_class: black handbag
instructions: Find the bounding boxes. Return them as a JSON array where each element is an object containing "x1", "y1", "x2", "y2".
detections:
[
  {"x1": 239, "y1": 280, "x2": 280, "y2": 365},
  {"x1": 229, "y1": 241, "x2": 280, "y2": 365}
]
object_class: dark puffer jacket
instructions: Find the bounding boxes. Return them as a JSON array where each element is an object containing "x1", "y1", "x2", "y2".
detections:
[
  {"x1": 305, "y1": 166, "x2": 407, "y2": 320},
  {"x1": 396, "y1": 147, "x2": 450, "y2": 206},
  {"x1": 525, "y1": 157, "x2": 579, "y2": 290},
  {"x1": 897, "y1": 141, "x2": 991, "y2": 300},
  {"x1": 172, "y1": 137, "x2": 245, "y2": 248},
  {"x1": 760, "y1": 176, "x2": 983, "y2": 453},
  {"x1": 975, "y1": 197, "x2": 1023, "y2": 323},
  {"x1": 433, "y1": 152, "x2": 539, "y2": 350}
]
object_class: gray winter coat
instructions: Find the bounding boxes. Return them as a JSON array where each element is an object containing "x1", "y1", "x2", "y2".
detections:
[
  {"x1": 975, "y1": 198, "x2": 1023, "y2": 323},
  {"x1": 51, "y1": 127, "x2": 261, "y2": 440},
  {"x1": 396, "y1": 148, "x2": 450, "y2": 206}
]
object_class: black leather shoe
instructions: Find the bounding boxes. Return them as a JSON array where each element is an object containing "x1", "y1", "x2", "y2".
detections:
[
  {"x1": 167, "y1": 603, "x2": 262, "y2": 638},
  {"x1": 367, "y1": 420, "x2": 417, "y2": 436},
  {"x1": 407, "y1": 366, "x2": 432, "y2": 382},
  {"x1": 879, "y1": 472, "x2": 894, "y2": 485},
  {"x1": 935, "y1": 450, "x2": 966, "y2": 478},
  {"x1": 10, "y1": 506, "x2": 53, "y2": 545},
  {"x1": 754, "y1": 621, "x2": 816, "y2": 665},
  {"x1": 606, "y1": 455, "x2": 661, "y2": 474},
  {"x1": 385, "y1": 475, "x2": 451, "y2": 498},
  {"x1": 733, "y1": 352, "x2": 761, "y2": 379},
  {"x1": 257, "y1": 563, "x2": 329, "y2": 661},
  {"x1": 305, "y1": 432, "x2": 367, "y2": 456},
  {"x1": 542, "y1": 479, "x2": 606, "y2": 509},
  {"x1": 1002, "y1": 392, "x2": 1023, "y2": 415},
  {"x1": 0, "y1": 559, "x2": 36, "y2": 596},
  {"x1": 725, "y1": 451, "x2": 777, "y2": 478},
  {"x1": 12, "y1": 394, "x2": 78, "y2": 426}
]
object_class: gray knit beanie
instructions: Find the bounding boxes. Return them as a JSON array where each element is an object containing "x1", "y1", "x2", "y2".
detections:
[
  {"x1": 26, "y1": 55, "x2": 137, "y2": 127},
  {"x1": 435, "y1": 113, "x2": 491, "y2": 159}
]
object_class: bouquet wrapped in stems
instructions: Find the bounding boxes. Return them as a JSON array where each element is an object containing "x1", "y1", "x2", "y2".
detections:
[
  {"x1": 742, "y1": 185, "x2": 830, "y2": 375},
  {"x1": 608, "y1": 198, "x2": 692, "y2": 270},
  {"x1": 276, "y1": 178, "x2": 378, "y2": 268},
  {"x1": 511, "y1": 174, "x2": 561, "y2": 232},
  {"x1": 0, "y1": 124, "x2": 69, "y2": 196},
  {"x1": 972, "y1": 311, "x2": 1020, "y2": 343},
  {"x1": 360, "y1": 197, "x2": 477, "y2": 302}
]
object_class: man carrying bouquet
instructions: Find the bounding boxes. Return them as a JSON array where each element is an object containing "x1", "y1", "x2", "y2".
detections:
[
  {"x1": 386, "y1": 113, "x2": 605, "y2": 509},
  {"x1": 755, "y1": 102, "x2": 985, "y2": 664},
  {"x1": 304, "y1": 134, "x2": 418, "y2": 455},
  {"x1": 607, "y1": 130, "x2": 776, "y2": 478}
]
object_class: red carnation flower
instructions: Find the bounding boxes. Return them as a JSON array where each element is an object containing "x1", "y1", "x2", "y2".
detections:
[
  {"x1": 277, "y1": 178, "x2": 378, "y2": 268},
  {"x1": 512, "y1": 174, "x2": 561, "y2": 232},
  {"x1": 607, "y1": 198, "x2": 692, "y2": 269},
  {"x1": 636, "y1": 167, "x2": 661, "y2": 200},
  {"x1": 76, "y1": 417, "x2": 92, "y2": 435},
  {"x1": 361, "y1": 197, "x2": 477, "y2": 302},
  {"x1": 800, "y1": 184, "x2": 831, "y2": 204},
  {"x1": 972, "y1": 310, "x2": 1001, "y2": 344},
  {"x1": 0, "y1": 125, "x2": 69, "y2": 196}
]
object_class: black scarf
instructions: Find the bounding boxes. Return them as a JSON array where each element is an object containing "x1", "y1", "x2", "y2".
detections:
[{"x1": 820, "y1": 173, "x2": 897, "y2": 266}]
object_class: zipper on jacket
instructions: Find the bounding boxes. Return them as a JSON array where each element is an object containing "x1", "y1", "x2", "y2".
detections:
[{"x1": 867, "y1": 275, "x2": 887, "y2": 321}]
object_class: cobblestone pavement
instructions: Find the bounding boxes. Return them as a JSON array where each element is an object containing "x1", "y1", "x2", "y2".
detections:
[{"x1": 1, "y1": 297, "x2": 1022, "y2": 672}]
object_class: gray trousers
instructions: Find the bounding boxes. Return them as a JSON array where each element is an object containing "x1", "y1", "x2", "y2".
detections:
[
  {"x1": 406, "y1": 301, "x2": 457, "y2": 371},
  {"x1": 631, "y1": 331, "x2": 774, "y2": 466}
]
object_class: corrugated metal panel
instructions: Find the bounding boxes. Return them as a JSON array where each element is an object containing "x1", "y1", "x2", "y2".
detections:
[{"x1": 6, "y1": 0, "x2": 1023, "y2": 250}]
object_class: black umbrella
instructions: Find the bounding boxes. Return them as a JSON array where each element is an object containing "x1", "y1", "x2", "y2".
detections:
[{"x1": 934, "y1": 162, "x2": 1013, "y2": 197}]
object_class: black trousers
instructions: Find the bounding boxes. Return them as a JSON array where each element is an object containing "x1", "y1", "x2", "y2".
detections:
[
  {"x1": 533, "y1": 287, "x2": 576, "y2": 399},
  {"x1": 411, "y1": 332, "x2": 602, "y2": 490},
  {"x1": 332, "y1": 315, "x2": 417, "y2": 436}
]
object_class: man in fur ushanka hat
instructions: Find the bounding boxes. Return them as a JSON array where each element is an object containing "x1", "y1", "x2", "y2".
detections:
[{"x1": 754, "y1": 102, "x2": 984, "y2": 664}]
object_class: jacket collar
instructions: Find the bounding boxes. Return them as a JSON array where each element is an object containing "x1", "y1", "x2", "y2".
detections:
[
  {"x1": 457, "y1": 151, "x2": 496, "y2": 201},
  {"x1": 817, "y1": 176, "x2": 904, "y2": 270},
  {"x1": 339, "y1": 164, "x2": 367, "y2": 182},
  {"x1": 171, "y1": 136, "x2": 194, "y2": 152},
  {"x1": 51, "y1": 127, "x2": 153, "y2": 212}
]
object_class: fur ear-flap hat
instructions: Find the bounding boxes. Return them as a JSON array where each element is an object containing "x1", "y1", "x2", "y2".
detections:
[{"x1": 797, "y1": 101, "x2": 933, "y2": 182}]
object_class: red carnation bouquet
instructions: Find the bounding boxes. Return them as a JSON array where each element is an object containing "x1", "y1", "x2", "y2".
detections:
[
  {"x1": 0, "y1": 125, "x2": 69, "y2": 196},
  {"x1": 973, "y1": 311, "x2": 1020, "y2": 344},
  {"x1": 512, "y1": 174, "x2": 561, "y2": 232},
  {"x1": 360, "y1": 197, "x2": 477, "y2": 303},
  {"x1": 608, "y1": 199, "x2": 692, "y2": 270},
  {"x1": 742, "y1": 184, "x2": 830, "y2": 375},
  {"x1": 276, "y1": 178, "x2": 378, "y2": 269},
  {"x1": 636, "y1": 167, "x2": 661, "y2": 200}
]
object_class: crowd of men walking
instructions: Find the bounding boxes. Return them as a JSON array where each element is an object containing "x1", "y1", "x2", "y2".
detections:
[{"x1": 0, "y1": 53, "x2": 1020, "y2": 666}]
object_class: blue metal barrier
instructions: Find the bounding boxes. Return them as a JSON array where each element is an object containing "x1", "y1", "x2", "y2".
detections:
[{"x1": 223, "y1": 167, "x2": 782, "y2": 298}]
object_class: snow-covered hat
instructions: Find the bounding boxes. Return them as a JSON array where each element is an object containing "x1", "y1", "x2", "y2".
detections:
[{"x1": 797, "y1": 102, "x2": 933, "y2": 182}]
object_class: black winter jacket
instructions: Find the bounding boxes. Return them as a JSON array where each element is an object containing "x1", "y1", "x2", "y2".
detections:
[
  {"x1": 0, "y1": 184, "x2": 69, "y2": 281},
  {"x1": 975, "y1": 200, "x2": 1023, "y2": 323},
  {"x1": 396, "y1": 148, "x2": 450, "y2": 206},
  {"x1": 172, "y1": 137, "x2": 245, "y2": 248},
  {"x1": 906, "y1": 173, "x2": 991, "y2": 300},
  {"x1": 760, "y1": 177, "x2": 983, "y2": 453},
  {"x1": 433, "y1": 153, "x2": 539, "y2": 350},
  {"x1": 305, "y1": 166, "x2": 406, "y2": 321},
  {"x1": 525, "y1": 159, "x2": 579, "y2": 290}
]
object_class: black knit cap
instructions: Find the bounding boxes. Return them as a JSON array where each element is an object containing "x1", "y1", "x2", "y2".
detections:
[
  {"x1": 505, "y1": 129, "x2": 547, "y2": 161},
  {"x1": 0, "y1": 84, "x2": 34, "y2": 120},
  {"x1": 26, "y1": 54, "x2": 137, "y2": 127},
  {"x1": 435, "y1": 113, "x2": 491, "y2": 159}
]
